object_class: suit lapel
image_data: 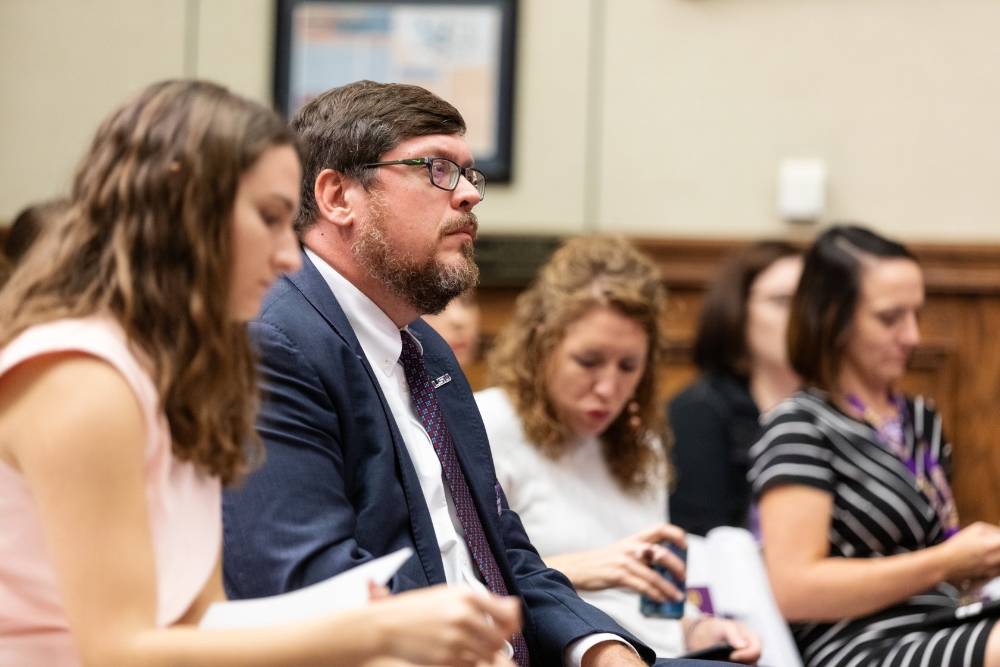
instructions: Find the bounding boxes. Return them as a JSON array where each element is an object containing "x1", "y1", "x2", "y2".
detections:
[
  {"x1": 413, "y1": 323, "x2": 518, "y2": 587},
  {"x1": 286, "y1": 252, "x2": 447, "y2": 584}
]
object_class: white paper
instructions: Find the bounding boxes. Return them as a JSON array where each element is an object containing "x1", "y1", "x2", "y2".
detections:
[
  {"x1": 200, "y1": 547, "x2": 413, "y2": 629},
  {"x1": 686, "y1": 528, "x2": 803, "y2": 667}
]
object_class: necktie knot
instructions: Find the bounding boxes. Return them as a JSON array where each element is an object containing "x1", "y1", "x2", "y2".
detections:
[
  {"x1": 399, "y1": 332, "x2": 432, "y2": 398},
  {"x1": 399, "y1": 330, "x2": 420, "y2": 366}
]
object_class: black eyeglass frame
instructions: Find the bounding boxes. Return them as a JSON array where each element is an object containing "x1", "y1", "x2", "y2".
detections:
[{"x1": 363, "y1": 157, "x2": 487, "y2": 200}]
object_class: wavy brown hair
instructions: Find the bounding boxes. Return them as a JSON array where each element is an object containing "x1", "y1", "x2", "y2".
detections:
[
  {"x1": 0, "y1": 80, "x2": 299, "y2": 485},
  {"x1": 488, "y1": 236, "x2": 668, "y2": 493}
]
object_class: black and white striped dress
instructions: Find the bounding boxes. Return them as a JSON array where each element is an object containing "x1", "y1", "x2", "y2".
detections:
[{"x1": 748, "y1": 389, "x2": 996, "y2": 667}]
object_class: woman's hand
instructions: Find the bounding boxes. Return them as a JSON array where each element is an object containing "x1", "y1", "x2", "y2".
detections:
[
  {"x1": 683, "y1": 616, "x2": 762, "y2": 665},
  {"x1": 478, "y1": 653, "x2": 516, "y2": 667},
  {"x1": 362, "y1": 654, "x2": 515, "y2": 667},
  {"x1": 939, "y1": 521, "x2": 1000, "y2": 583},
  {"x1": 370, "y1": 585, "x2": 521, "y2": 667},
  {"x1": 546, "y1": 523, "x2": 686, "y2": 602}
]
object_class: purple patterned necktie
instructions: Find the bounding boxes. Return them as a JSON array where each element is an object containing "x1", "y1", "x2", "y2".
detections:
[{"x1": 399, "y1": 331, "x2": 530, "y2": 666}]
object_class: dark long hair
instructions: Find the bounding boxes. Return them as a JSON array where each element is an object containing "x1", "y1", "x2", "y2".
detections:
[
  {"x1": 693, "y1": 240, "x2": 800, "y2": 379},
  {"x1": 787, "y1": 224, "x2": 916, "y2": 391}
]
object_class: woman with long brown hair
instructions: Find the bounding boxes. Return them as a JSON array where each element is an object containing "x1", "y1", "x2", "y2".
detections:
[
  {"x1": 477, "y1": 236, "x2": 759, "y2": 663},
  {"x1": 0, "y1": 79, "x2": 518, "y2": 667}
]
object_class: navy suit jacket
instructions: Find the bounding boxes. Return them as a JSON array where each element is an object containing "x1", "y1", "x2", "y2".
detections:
[{"x1": 222, "y1": 251, "x2": 658, "y2": 664}]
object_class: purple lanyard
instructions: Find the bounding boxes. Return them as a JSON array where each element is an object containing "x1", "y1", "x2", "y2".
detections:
[{"x1": 846, "y1": 393, "x2": 960, "y2": 539}]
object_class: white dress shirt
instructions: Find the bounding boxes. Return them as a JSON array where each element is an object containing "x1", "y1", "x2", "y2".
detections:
[{"x1": 306, "y1": 249, "x2": 635, "y2": 666}]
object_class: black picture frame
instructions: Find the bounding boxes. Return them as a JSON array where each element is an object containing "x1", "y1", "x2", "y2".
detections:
[{"x1": 274, "y1": 0, "x2": 517, "y2": 182}]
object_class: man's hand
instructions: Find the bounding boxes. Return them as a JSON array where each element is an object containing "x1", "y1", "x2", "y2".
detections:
[{"x1": 581, "y1": 640, "x2": 646, "y2": 667}]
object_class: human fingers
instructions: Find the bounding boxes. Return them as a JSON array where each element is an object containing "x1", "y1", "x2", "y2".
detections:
[
  {"x1": 722, "y1": 621, "x2": 762, "y2": 664},
  {"x1": 648, "y1": 542, "x2": 686, "y2": 583},
  {"x1": 729, "y1": 637, "x2": 762, "y2": 665},
  {"x1": 729, "y1": 643, "x2": 762, "y2": 665},
  {"x1": 468, "y1": 593, "x2": 522, "y2": 637},
  {"x1": 983, "y1": 529, "x2": 1000, "y2": 555},
  {"x1": 386, "y1": 589, "x2": 507, "y2": 664},
  {"x1": 368, "y1": 580, "x2": 391, "y2": 601},
  {"x1": 621, "y1": 558, "x2": 683, "y2": 601},
  {"x1": 636, "y1": 523, "x2": 686, "y2": 548},
  {"x1": 475, "y1": 652, "x2": 517, "y2": 667},
  {"x1": 411, "y1": 615, "x2": 497, "y2": 666},
  {"x1": 446, "y1": 601, "x2": 510, "y2": 660}
]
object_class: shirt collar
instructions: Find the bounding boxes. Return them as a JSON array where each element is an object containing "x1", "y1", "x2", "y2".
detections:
[{"x1": 304, "y1": 247, "x2": 423, "y2": 376}]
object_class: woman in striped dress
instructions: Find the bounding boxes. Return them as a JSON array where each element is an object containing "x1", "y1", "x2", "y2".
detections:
[{"x1": 748, "y1": 225, "x2": 1000, "y2": 667}]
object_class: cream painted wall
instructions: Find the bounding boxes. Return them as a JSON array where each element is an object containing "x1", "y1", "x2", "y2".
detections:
[
  {"x1": 0, "y1": 0, "x2": 274, "y2": 222},
  {"x1": 3, "y1": 0, "x2": 1000, "y2": 241},
  {"x1": 195, "y1": 0, "x2": 273, "y2": 102},
  {"x1": 1, "y1": 0, "x2": 188, "y2": 218},
  {"x1": 596, "y1": 0, "x2": 1000, "y2": 240}
]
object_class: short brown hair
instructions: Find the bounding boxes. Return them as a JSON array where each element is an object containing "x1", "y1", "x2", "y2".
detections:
[
  {"x1": 788, "y1": 224, "x2": 917, "y2": 391},
  {"x1": 0, "y1": 80, "x2": 299, "y2": 484},
  {"x1": 693, "y1": 240, "x2": 800, "y2": 379},
  {"x1": 488, "y1": 236, "x2": 667, "y2": 493},
  {"x1": 291, "y1": 80, "x2": 466, "y2": 233}
]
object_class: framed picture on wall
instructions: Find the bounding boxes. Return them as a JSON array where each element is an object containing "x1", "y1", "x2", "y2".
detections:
[{"x1": 274, "y1": 0, "x2": 518, "y2": 182}]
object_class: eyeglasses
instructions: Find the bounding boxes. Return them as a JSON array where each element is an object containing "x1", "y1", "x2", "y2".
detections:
[{"x1": 363, "y1": 157, "x2": 487, "y2": 200}]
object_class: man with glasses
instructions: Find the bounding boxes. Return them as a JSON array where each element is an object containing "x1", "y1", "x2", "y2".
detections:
[{"x1": 222, "y1": 81, "x2": 712, "y2": 666}]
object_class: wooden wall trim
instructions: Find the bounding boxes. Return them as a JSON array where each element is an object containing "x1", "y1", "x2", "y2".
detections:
[
  {"x1": 476, "y1": 235, "x2": 1000, "y2": 294},
  {"x1": 632, "y1": 237, "x2": 1000, "y2": 295}
]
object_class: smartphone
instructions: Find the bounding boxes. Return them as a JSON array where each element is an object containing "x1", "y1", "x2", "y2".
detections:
[
  {"x1": 680, "y1": 642, "x2": 733, "y2": 660},
  {"x1": 638, "y1": 541, "x2": 686, "y2": 618}
]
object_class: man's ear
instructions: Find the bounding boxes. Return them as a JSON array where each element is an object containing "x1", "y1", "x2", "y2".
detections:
[{"x1": 314, "y1": 168, "x2": 357, "y2": 229}]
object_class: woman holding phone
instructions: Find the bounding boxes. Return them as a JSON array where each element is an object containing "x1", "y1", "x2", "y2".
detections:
[{"x1": 477, "y1": 236, "x2": 759, "y2": 663}]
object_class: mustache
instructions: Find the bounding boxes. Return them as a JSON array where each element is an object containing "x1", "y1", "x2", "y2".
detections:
[{"x1": 440, "y1": 213, "x2": 478, "y2": 239}]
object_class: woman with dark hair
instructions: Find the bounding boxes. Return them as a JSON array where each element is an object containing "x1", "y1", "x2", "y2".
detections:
[
  {"x1": 749, "y1": 225, "x2": 1000, "y2": 667},
  {"x1": 478, "y1": 236, "x2": 760, "y2": 663},
  {"x1": 0, "y1": 80, "x2": 518, "y2": 667},
  {"x1": 669, "y1": 241, "x2": 802, "y2": 536},
  {"x1": 3, "y1": 197, "x2": 69, "y2": 266}
]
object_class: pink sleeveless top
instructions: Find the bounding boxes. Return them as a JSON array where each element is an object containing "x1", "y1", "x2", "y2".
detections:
[{"x1": 0, "y1": 318, "x2": 221, "y2": 665}]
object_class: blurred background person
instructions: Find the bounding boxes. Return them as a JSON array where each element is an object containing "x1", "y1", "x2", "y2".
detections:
[
  {"x1": 479, "y1": 235, "x2": 760, "y2": 664},
  {"x1": 0, "y1": 79, "x2": 519, "y2": 667},
  {"x1": 669, "y1": 241, "x2": 802, "y2": 537},
  {"x1": 4, "y1": 198, "x2": 69, "y2": 265},
  {"x1": 423, "y1": 288, "x2": 481, "y2": 372},
  {"x1": 749, "y1": 225, "x2": 1000, "y2": 667},
  {"x1": 0, "y1": 198, "x2": 69, "y2": 288}
]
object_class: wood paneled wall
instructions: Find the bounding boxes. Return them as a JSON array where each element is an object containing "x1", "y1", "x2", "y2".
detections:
[{"x1": 467, "y1": 237, "x2": 1000, "y2": 526}]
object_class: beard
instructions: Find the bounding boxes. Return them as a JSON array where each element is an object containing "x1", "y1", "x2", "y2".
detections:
[{"x1": 352, "y1": 192, "x2": 480, "y2": 316}]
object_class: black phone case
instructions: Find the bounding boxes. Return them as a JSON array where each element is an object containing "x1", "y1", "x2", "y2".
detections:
[{"x1": 679, "y1": 641, "x2": 733, "y2": 660}]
